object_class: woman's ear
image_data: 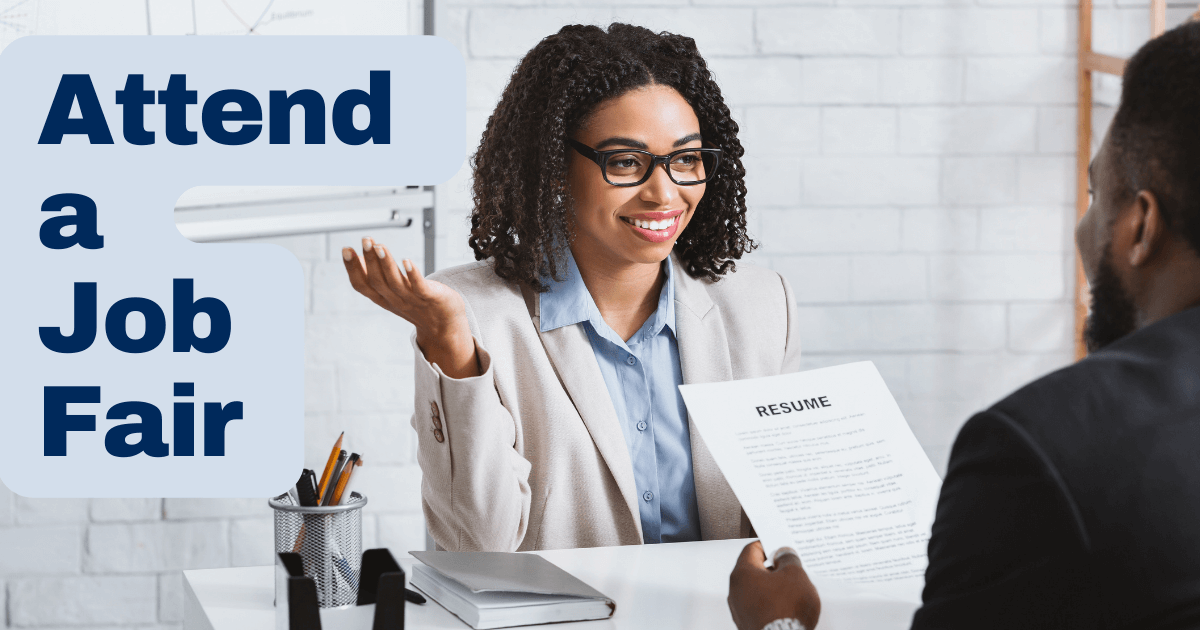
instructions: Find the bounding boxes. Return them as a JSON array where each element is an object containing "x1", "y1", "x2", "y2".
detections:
[{"x1": 1127, "y1": 189, "x2": 1166, "y2": 268}]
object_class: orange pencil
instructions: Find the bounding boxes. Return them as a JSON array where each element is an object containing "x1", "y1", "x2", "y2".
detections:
[
  {"x1": 330, "y1": 454, "x2": 361, "y2": 505},
  {"x1": 316, "y1": 432, "x2": 344, "y2": 503}
]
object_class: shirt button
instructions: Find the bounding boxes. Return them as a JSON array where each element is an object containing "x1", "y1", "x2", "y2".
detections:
[
  {"x1": 626, "y1": 356, "x2": 636, "y2": 366},
  {"x1": 636, "y1": 421, "x2": 648, "y2": 431},
  {"x1": 643, "y1": 491, "x2": 654, "y2": 502}
]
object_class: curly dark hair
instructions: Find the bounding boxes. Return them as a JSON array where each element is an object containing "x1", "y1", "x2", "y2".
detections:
[
  {"x1": 468, "y1": 22, "x2": 753, "y2": 291},
  {"x1": 1110, "y1": 20, "x2": 1200, "y2": 254}
]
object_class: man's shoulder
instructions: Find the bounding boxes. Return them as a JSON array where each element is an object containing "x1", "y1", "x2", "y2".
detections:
[
  {"x1": 979, "y1": 310, "x2": 1200, "y2": 485},
  {"x1": 990, "y1": 309, "x2": 1200, "y2": 435},
  {"x1": 930, "y1": 308, "x2": 1200, "y2": 630},
  {"x1": 987, "y1": 347, "x2": 1157, "y2": 445}
]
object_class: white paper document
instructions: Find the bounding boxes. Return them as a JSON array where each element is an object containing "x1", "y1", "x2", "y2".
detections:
[{"x1": 679, "y1": 362, "x2": 942, "y2": 603}]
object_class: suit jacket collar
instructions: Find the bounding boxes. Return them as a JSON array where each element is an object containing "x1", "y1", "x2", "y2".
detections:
[
  {"x1": 524, "y1": 283, "x2": 644, "y2": 541},
  {"x1": 669, "y1": 253, "x2": 714, "y2": 321},
  {"x1": 670, "y1": 254, "x2": 744, "y2": 540}
]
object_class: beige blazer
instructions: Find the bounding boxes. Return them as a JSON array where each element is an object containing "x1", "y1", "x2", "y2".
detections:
[{"x1": 410, "y1": 254, "x2": 801, "y2": 551}]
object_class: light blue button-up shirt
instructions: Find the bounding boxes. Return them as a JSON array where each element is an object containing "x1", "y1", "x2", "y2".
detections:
[{"x1": 539, "y1": 251, "x2": 701, "y2": 544}]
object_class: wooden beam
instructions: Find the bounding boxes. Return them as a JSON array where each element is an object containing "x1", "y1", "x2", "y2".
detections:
[
  {"x1": 1151, "y1": 0, "x2": 1167, "y2": 36},
  {"x1": 1081, "y1": 51, "x2": 1127, "y2": 76},
  {"x1": 1075, "y1": 0, "x2": 1094, "y2": 360}
]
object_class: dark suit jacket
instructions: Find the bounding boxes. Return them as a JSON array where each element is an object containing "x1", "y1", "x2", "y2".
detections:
[{"x1": 912, "y1": 306, "x2": 1200, "y2": 630}]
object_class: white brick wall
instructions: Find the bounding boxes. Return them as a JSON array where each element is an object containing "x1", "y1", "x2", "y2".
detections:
[
  {"x1": 899, "y1": 106, "x2": 1038, "y2": 154},
  {"x1": 10, "y1": 576, "x2": 158, "y2": 626},
  {"x1": 759, "y1": 8, "x2": 901, "y2": 55},
  {"x1": 2, "y1": 1, "x2": 1194, "y2": 627},
  {"x1": 901, "y1": 9, "x2": 1041, "y2": 55},
  {"x1": 822, "y1": 107, "x2": 898, "y2": 154},
  {"x1": 880, "y1": 58, "x2": 964, "y2": 104}
]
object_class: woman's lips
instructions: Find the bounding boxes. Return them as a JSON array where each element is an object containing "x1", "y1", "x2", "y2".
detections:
[
  {"x1": 621, "y1": 214, "x2": 680, "y2": 243},
  {"x1": 624, "y1": 210, "x2": 682, "y2": 222}
]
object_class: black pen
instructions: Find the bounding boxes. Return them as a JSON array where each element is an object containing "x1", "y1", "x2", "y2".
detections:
[
  {"x1": 405, "y1": 587, "x2": 426, "y2": 604},
  {"x1": 296, "y1": 469, "x2": 319, "y2": 507}
]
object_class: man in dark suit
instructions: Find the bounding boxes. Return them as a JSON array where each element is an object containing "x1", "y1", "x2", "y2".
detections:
[{"x1": 727, "y1": 20, "x2": 1200, "y2": 630}]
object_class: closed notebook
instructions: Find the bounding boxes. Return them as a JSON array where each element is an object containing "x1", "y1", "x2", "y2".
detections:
[{"x1": 409, "y1": 551, "x2": 616, "y2": 629}]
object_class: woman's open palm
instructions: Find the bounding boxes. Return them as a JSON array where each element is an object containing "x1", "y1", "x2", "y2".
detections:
[{"x1": 342, "y1": 237, "x2": 480, "y2": 378}]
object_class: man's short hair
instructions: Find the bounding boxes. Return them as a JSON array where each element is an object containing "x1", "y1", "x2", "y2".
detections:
[{"x1": 1110, "y1": 21, "x2": 1200, "y2": 254}]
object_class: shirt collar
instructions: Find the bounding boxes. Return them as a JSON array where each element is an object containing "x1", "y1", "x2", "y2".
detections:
[{"x1": 539, "y1": 249, "x2": 676, "y2": 341}]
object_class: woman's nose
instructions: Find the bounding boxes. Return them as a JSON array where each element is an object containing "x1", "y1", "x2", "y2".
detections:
[{"x1": 638, "y1": 162, "x2": 680, "y2": 206}]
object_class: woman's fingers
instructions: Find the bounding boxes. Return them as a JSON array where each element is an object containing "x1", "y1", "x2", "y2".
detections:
[
  {"x1": 352, "y1": 237, "x2": 430, "y2": 319},
  {"x1": 406, "y1": 258, "x2": 430, "y2": 296},
  {"x1": 373, "y1": 243, "x2": 415, "y2": 297},
  {"x1": 341, "y1": 246, "x2": 390, "y2": 309},
  {"x1": 360, "y1": 237, "x2": 391, "y2": 296}
]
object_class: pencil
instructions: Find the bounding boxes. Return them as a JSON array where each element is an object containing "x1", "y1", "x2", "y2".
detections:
[
  {"x1": 290, "y1": 522, "x2": 309, "y2": 554},
  {"x1": 330, "y1": 454, "x2": 361, "y2": 505},
  {"x1": 321, "y1": 450, "x2": 348, "y2": 506},
  {"x1": 316, "y1": 432, "x2": 344, "y2": 502}
]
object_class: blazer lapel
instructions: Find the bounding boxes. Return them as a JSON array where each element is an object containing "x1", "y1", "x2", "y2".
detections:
[
  {"x1": 672, "y1": 255, "x2": 744, "y2": 540},
  {"x1": 522, "y1": 285, "x2": 643, "y2": 540}
]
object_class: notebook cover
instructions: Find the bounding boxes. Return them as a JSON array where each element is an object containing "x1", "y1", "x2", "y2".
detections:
[{"x1": 410, "y1": 551, "x2": 613, "y2": 602}]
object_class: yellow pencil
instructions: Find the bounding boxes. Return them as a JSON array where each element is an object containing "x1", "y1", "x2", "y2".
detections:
[
  {"x1": 316, "y1": 432, "x2": 344, "y2": 504},
  {"x1": 330, "y1": 454, "x2": 361, "y2": 506}
]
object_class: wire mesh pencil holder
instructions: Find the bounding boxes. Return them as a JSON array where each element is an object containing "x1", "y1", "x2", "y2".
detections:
[{"x1": 269, "y1": 491, "x2": 367, "y2": 609}]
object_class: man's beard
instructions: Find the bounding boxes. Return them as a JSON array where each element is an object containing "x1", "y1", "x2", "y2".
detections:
[{"x1": 1083, "y1": 243, "x2": 1138, "y2": 353}]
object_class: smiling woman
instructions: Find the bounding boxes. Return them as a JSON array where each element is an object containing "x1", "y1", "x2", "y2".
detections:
[{"x1": 341, "y1": 23, "x2": 803, "y2": 552}]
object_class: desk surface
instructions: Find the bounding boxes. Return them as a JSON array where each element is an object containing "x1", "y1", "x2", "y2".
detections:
[{"x1": 183, "y1": 539, "x2": 918, "y2": 630}]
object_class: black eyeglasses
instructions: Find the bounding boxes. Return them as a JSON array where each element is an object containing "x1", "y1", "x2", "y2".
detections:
[{"x1": 568, "y1": 139, "x2": 722, "y2": 187}]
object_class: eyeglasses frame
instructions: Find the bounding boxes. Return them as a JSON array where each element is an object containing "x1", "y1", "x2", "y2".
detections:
[{"x1": 567, "y1": 138, "x2": 722, "y2": 187}]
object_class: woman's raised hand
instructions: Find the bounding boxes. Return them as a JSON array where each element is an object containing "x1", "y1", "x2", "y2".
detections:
[{"x1": 342, "y1": 237, "x2": 480, "y2": 379}]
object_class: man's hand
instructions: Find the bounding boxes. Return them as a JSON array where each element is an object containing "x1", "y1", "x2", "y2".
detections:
[{"x1": 728, "y1": 541, "x2": 821, "y2": 630}]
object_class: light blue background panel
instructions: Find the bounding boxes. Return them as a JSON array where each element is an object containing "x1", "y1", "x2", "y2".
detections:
[{"x1": 0, "y1": 36, "x2": 465, "y2": 497}]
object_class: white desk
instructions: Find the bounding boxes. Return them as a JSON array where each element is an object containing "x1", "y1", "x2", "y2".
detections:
[{"x1": 183, "y1": 539, "x2": 918, "y2": 630}]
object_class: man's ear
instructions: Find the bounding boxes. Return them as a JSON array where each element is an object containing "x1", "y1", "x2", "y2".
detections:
[{"x1": 1126, "y1": 189, "x2": 1167, "y2": 268}]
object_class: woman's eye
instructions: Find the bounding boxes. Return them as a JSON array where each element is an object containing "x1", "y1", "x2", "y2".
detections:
[
  {"x1": 607, "y1": 155, "x2": 643, "y2": 170},
  {"x1": 670, "y1": 153, "x2": 701, "y2": 170}
]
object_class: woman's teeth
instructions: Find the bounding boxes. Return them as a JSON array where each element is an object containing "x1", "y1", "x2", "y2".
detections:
[{"x1": 623, "y1": 216, "x2": 677, "y2": 231}]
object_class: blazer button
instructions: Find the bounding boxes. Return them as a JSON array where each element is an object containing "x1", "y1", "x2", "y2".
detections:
[
  {"x1": 433, "y1": 428, "x2": 445, "y2": 443},
  {"x1": 430, "y1": 401, "x2": 442, "y2": 431}
]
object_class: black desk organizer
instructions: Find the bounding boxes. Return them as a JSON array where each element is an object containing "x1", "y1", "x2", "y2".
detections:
[{"x1": 276, "y1": 548, "x2": 407, "y2": 630}]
